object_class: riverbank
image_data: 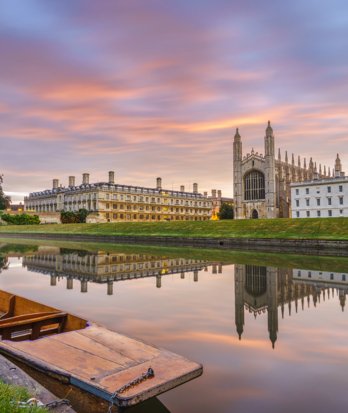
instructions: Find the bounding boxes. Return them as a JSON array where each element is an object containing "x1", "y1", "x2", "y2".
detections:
[
  {"x1": 1, "y1": 218, "x2": 348, "y2": 255},
  {"x1": 0, "y1": 218, "x2": 348, "y2": 239}
]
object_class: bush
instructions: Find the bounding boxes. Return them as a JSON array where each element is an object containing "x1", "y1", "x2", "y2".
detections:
[
  {"x1": 218, "y1": 203, "x2": 234, "y2": 220},
  {"x1": 1, "y1": 214, "x2": 40, "y2": 225},
  {"x1": 61, "y1": 209, "x2": 89, "y2": 224}
]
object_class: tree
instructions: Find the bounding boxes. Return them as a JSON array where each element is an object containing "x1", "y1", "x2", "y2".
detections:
[
  {"x1": 0, "y1": 174, "x2": 11, "y2": 210},
  {"x1": 218, "y1": 203, "x2": 234, "y2": 220}
]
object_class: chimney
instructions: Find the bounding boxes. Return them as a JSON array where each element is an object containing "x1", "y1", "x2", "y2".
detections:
[
  {"x1": 193, "y1": 183, "x2": 198, "y2": 194},
  {"x1": 180, "y1": 185, "x2": 185, "y2": 192},
  {"x1": 204, "y1": 191, "x2": 208, "y2": 197},
  {"x1": 156, "y1": 177, "x2": 162, "y2": 190},
  {"x1": 217, "y1": 190, "x2": 222, "y2": 199},
  {"x1": 108, "y1": 171, "x2": 115, "y2": 184},
  {"x1": 212, "y1": 189, "x2": 217, "y2": 198},
  {"x1": 82, "y1": 173, "x2": 90, "y2": 185},
  {"x1": 68, "y1": 176, "x2": 75, "y2": 187},
  {"x1": 53, "y1": 179, "x2": 59, "y2": 189}
]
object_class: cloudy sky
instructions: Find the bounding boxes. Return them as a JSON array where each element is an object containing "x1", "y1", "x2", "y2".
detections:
[{"x1": 1, "y1": 0, "x2": 348, "y2": 201}]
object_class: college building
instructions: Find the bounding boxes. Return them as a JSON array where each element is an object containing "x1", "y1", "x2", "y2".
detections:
[
  {"x1": 24, "y1": 172, "x2": 213, "y2": 223},
  {"x1": 233, "y1": 121, "x2": 332, "y2": 219},
  {"x1": 291, "y1": 154, "x2": 347, "y2": 218}
]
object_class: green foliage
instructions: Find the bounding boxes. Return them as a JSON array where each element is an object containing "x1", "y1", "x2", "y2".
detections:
[
  {"x1": 0, "y1": 214, "x2": 40, "y2": 225},
  {"x1": 0, "y1": 174, "x2": 11, "y2": 210},
  {"x1": 61, "y1": 208, "x2": 89, "y2": 224},
  {"x1": 218, "y1": 203, "x2": 234, "y2": 220},
  {"x1": 0, "y1": 218, "x2": 348, "y2": 240},
  {"x1": 0, "y1": 380, "x2": 48, "y2": 412}
]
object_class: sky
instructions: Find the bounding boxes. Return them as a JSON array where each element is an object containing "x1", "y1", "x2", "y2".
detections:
[{"x1": 1, "y1": 0, "x2": 348, "y2": 202}]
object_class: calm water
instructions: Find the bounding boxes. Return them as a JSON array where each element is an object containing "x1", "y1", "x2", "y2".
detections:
[{"x1": 0, "y1": 241, "x2": 347, "y2": 413}]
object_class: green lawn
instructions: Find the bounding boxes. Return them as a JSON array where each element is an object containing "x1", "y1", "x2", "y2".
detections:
[
  {"x1": 0, "y1": 381, "x2": 48, "y2": 413},
  {"x1": 0, "y1": 218, "x2": 348, "y2": 240}
]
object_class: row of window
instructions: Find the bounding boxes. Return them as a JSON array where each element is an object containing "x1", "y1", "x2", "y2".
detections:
[
  {"x1": 104, "y1": 203, "x2": 209, "y2": 213},
  {"x1": 295, "y1": 185, "x2": 344, "y2": 195},
  {"x1": 296, "y1": 270, "x2": 346, "y2": 281},
  {"x1": 295, "y1": 209, "x2": 344, "y2": 217},
  {"x1": 295, "y1": 196, "x2": 344, "y2": 207},
  {"x1": 104, "y1": 213, "x2": 209, "y2": 221}
]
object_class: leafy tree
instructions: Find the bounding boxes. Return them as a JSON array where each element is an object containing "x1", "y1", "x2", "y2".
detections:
[
  {"x1": 218, "y1": 203, "x2": 234, "y2": 220},
  {"x1": 0, "y1": 174, "x2": 11, "y2": 210},
  {"x1": 61, "y1": 208, "x2": 90, "y2": 224}
]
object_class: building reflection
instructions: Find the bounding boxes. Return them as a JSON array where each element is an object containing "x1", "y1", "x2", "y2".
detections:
[
  {"x1": 22, "y1": 249, "x2": 222, "y2": 294},
  {"x1": 235, "y1": 264, "x2": 348, "y2": 348}
]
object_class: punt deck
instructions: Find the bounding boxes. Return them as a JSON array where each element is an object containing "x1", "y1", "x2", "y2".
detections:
[{"x1": 0, "y1": 290, "x2": 202, "y2": 407}]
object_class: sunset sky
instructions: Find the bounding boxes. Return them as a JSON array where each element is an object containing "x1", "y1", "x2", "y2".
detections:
[{"x1": 1, "y1": 0, "x2": 348, "y2": 202}]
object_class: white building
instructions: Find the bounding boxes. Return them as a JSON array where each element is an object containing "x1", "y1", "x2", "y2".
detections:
[{"x1": 291, "y1": 154, "x2": 348, "y2": 218}]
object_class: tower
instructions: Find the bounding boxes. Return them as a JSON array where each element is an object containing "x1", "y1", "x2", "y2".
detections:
[
  {"x1": 264, "y1": 121, "x2": 276, "y2": 218},
  {"x1": 335, "y1": 153, "x2": 342, "y2": 177},
  {"x1": 267, "y1": 266, "x2": 278, "y2": 349},
  {"x1": 234, "y1": 265, "x2": 245, "y2": 340},
  {"x1": 233, "y1": 128, "x2": 243, "y2": 219}
]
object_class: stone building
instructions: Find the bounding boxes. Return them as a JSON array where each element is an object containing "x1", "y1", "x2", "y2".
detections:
[
  {"x1": 24, "y1": 172, "x2": 212, "y2": 223},
  {"x1": 23, "y1": 249, "x2": 213, "y2": 294},
  {"x1": 234, "y1": 264, "x2": 348, "y2": 348},
  {"x1": 291, "y1": 154, "x2": 347, "y2": 218},
  {"x1": 233, "y1": 121, "x2": 331, "y2": 219},
  {"x1": 208, "y1": 189, "x2": 234, "y2": 219}
]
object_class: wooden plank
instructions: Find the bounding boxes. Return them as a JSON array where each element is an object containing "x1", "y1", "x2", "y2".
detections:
[
  {"x1": 2, "y1": 336, "x2": 124, "y2": 380},
  {"x1": 0, "y1": 311, "x2": 60, "y2": 327},
  {"x1": 77, "y1": 325, "x2": 160, "y2": 362},
  {"x1": 50, "y1": 331, "x2": 136, "y2": 368}
]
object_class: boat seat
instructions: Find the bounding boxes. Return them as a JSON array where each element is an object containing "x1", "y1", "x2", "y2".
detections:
[{"x1": 0, "y1": 311, "x2": 67, "y2": 341}]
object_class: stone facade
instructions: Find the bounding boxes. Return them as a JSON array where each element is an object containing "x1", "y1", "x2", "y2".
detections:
[
  {"x1": 24, "y1": 173, "x2": 212, "y2": 222},
  {"x1": 233, "y1": 121, "x2": 332, "y2": 219}
]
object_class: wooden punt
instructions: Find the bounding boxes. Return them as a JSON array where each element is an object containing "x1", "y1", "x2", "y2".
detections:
[{"x1": 0, "y1": 290, "x2": 202, "y2": 407}]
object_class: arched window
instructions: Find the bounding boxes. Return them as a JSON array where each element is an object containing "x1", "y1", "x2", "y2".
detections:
[
  {"x1": 244, "y1": 170, "x2": 265, "y2": 200},
  {"x1": 245, "y1": 265, "x2": 267, "y2": 297}
]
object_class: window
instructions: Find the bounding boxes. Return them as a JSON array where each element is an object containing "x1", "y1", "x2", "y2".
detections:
[
  {"x1": 343, "y1": 274, "x2": 346, "y2": 281},
  {"x1": 113, "y1": 204, "x2": 117, "y2": 209},
  {"x1": 306, "y1": 199, "x2": 310, "y2": 206},
  {"x1": 308, "y1": 271, "x2": 312, "y2": 278},
  {"x1": 113, "y1": 213, "x2": 117, "y2": 219},
  {"x1": 296, "y1": 200, "x2": 299, "y2": 207},
  {"x1": 339, "y1": 185, "x2": 343, "y2": 192},
  {"x1": 244, "y1": 170, "x2": 265, "y2": 200},
  {"x1": 296, "y1": 188, "x2": 299, "y2": 195},
  {"x1": 327, "y1": 186, "x2": 331, "y2": 193},
  {"x1": 306, "y1": 211, "x2": 310, "y2": 217},
  {"x1": 339, "y1": 197, "x2": 344, "y2": 205},
  {"x1": 330, "y1": 273, "x2": 334, "y2": 280},
  {"x1": 317, "y1": 210, "x2": 321, "y2": 217},
  {"x1": 340, "y1": 209, "x2": 343, "y2": 215},
  {"x1": 328, "y1": 197, "x2": 332, "y2": 205},
  {"x1": 328, "y1": 210, "x2": 332, "y2": 217},
  {"x1": 296, "y1": 211, "x2": 299, "y2": 218},
  {"x1": 316, "y1": 198, "x2": 320, "y2": 206},
  {"x1": 306, "y1": 188, "x2": 309, "y2": 194}
]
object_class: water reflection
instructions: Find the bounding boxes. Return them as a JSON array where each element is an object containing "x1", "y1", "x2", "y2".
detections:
[
  {"x1": 235, "y1": 264, "x2": 348, "y2": 349},
  {"x1": 0, "y1": 242, "x2": 348, "y2": 413},
  {"x1": 21, "y1": 248, "x2": 220, "y2": 294}
]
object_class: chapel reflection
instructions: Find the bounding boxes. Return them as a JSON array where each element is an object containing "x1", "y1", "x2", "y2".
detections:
[
  {"x1": 235, "y1": 264, "x2": 348, "y2": 348},
  {"x1": 22, "y1": 249, "x2": 219, "y2": 294}
]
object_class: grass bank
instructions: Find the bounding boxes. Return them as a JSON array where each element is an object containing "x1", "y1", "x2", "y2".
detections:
[
  {"x1": 1, "y1": 237, "x2": 348, "y2": 273},
  {"x1": 0, "y1": 381, "x2": 47, "y2": 412},
  {"x1": 0, "y1": 218, "x2": 348, "y2": 240}
]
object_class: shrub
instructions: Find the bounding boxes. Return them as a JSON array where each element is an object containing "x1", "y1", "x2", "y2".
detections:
[{"x1": 1, "y1": 214, "x2": 40, "y2": 225}]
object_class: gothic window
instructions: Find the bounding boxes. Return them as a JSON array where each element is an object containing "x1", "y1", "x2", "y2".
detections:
[
  {"x1": 245, "y1": 265, "x2": 267, "y2": 296},
  {"x1": 243, "y1": 170, "x2": 265, "y2": 201}
]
